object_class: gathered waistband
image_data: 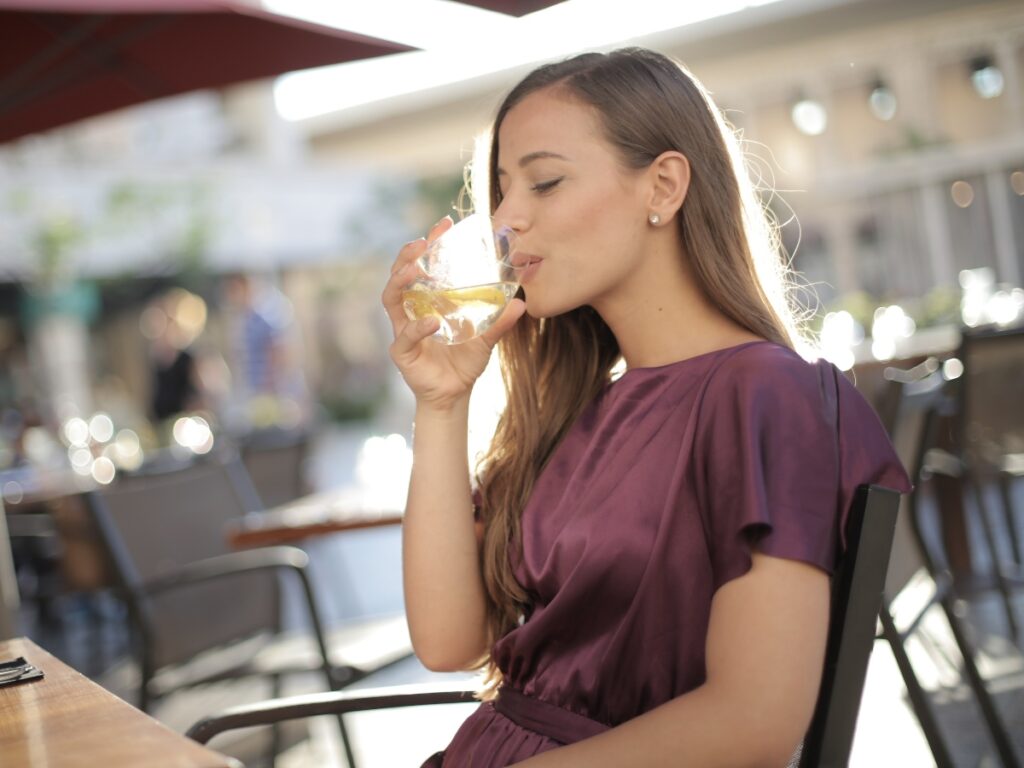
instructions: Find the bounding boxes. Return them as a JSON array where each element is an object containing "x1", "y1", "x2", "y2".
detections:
[{"x1": 493, "y1": 687, "x2": 610, "y2": 746}]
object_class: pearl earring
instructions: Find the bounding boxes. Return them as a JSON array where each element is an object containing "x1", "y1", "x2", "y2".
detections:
[{"x1": 648, "y1": 213, "x2": 661, "y2": 226}]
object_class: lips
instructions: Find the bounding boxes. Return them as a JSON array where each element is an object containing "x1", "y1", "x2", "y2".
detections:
[
  {"x1": 512, "y1": 253, "x2": 544, "y2": 284},
  {"x1": 511, "y1": 252, "x2": 542, "y2": 268},
  {"x1": 519, "y1": 256, "x2": 542, "y2": 283}
]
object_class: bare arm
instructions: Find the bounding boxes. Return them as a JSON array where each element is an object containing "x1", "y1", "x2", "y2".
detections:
[
  {"x1": 383, "y1": 218, "x2": 526, "y2": 671},
  {"x1": 402, "y1": 399, "x2": 491, "y2": 670},
  {"x1": 511, "y1": 553, "x2": 830, "y2": 767}
]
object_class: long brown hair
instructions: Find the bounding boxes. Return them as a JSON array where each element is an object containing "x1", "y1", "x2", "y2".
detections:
[{"x1": 472, "y1": 47, "x2": 809, "y2": 694}]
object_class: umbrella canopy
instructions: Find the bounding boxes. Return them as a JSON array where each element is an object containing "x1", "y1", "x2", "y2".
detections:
[
  {"x1": 450, "y1": 0, "x2": 564, "y2": 15},
  {"x1": 0, "y1": 0, "x2": 412, "y2": 144}
]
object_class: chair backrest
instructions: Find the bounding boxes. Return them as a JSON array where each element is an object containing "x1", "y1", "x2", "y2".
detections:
[
  {"x1": 956, "y1": 324, "x2": 1024, "y2": 465},
  {"x1": 881, "y1": 368, "x2": 954, "y2": 595},
  {"x1": 798, "y1": 484, "x2": 900, "y2": 768},
  {"x1": 238, "y1": 427, "x2": 311, "y2": 509},
  {"x1": 87, "y1": 458, "x2": 279, "y2": 669}
]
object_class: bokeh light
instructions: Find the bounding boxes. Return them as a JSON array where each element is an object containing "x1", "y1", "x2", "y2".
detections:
[
  {"x1": 868, "y1": 82, "x2": 897, "y2": 121},
  {"x1": 971, "y1": 62, "x2": 1004, "y2": 99},
  {"x1": 1011, "y1": 171, "x2": 1024, "y2": 196},
  {"x1": 2, "y1": 481, "x2": 24, "y2": 504},
  {"x1": 950, "y1": 180, "x2": 974, "y2": 208},
  {"x1": 172, "y1": 415, "x2": 214, "y2": 454},
  {"x1": 871, "y1": 305, "x2": 916, "y2": 361},
  {"x1": 63, "y1": 417, "x2": 90, "y2": 447},
  {"x1": 943, "y1": 357, "x2": 964, "y2": 381},
  {"x1": 791, "y1": 98, "x2": 827, "y2": 136},
  {"x1": 91, "y1": 456, "x2": 117, "y2": 485},
  {"x1": 356, "y1": 433, "x2": 412, "y2": 510},
  {"x1": 88, "y1": 413, "x2": 115, "y2": 443},
  {"x1": 819, "y1": 311, "x2": 862, "y2": 371}
]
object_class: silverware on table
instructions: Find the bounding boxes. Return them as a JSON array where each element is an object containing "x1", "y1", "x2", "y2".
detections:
[{"x1": 0, "y1": 657, "x2": 40, "y2": 685}]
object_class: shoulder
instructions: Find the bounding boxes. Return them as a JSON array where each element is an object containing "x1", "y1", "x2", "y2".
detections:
[{"x1": 703, "y1": 341, "x2": 830, "y2": 406}]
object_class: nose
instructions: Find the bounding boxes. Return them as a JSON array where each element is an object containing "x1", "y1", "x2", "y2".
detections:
[{"x1": 493, "y1": 192, "x2": 528, "y2": 235}]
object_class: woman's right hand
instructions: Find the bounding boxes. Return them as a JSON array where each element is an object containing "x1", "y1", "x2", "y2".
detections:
[{"x1": 382, "y1": 216, "x2": 526, "y2": 411}]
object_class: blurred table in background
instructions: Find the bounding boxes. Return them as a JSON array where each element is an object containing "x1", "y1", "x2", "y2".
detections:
[{"x1": 226, "y1": 486, "x2": 404, "y2": 549}]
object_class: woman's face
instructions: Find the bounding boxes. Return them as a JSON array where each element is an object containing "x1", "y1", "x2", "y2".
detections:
[{"x1": 494, "y1": 87, "x2": 652, "y2": 319}]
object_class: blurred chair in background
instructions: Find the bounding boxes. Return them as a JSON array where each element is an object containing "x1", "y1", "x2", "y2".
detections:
[
  {"x1": 879, "y1": 364, "x2": 1020, "y2": 768},
  {"x1": 4, "y1": 478, "x2": 123, "y2": 673},
  {"x1": 235, "y1": 426, "x2": 312, "y2": 510},
  {"x1": 955, "y1": 325, "x2": 1024, "y2": 639},
  {"x1": 84, "y1": 455, "x2": 411, "y2": 767}
]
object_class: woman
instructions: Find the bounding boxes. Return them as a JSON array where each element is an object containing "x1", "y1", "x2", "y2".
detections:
[{"x1": 382, "y1": 48, "x2": 910, "y2": 767}]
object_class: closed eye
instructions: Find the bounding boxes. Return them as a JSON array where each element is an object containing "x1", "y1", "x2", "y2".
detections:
[{"x1": 531, "y1": 177, "x2": 564, "y2": 194}]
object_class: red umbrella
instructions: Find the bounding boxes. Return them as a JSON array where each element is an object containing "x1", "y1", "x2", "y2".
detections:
[
  {"x1": 0, "y1": 0, "x2": 413, "y2": 144},
  {"x1": 451, "y1": 0, "x2": 564, "y2": 14}
]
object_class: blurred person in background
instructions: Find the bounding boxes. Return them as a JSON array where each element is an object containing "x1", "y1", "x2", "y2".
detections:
[
  {"x1": 142, "y1": 288, "x2": 209, "y2": 425},
  {"x1": 220, "y1": 272, "x2": 309, "y2": 431}
]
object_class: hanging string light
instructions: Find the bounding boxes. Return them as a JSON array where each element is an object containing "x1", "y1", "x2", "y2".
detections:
[
  {"x1": 969, "y1": 54, "x2": 1004, "y2": 99},
  {"x1": 868, "y1": 78, "x2": 897, "y2": 121}
]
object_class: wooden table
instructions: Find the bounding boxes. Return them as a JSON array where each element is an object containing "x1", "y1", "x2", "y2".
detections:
[
  {"x1": 226, "y1": 486, "x2": 404, "y2": 549},
  {"x1": 0, "y1": 637, "x2": 239, "y2": 767}
]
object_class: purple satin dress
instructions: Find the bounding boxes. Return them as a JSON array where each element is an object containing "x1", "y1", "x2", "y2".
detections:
[{"x1": 428, "y1": 341, "x2": 912, "y2": 767}]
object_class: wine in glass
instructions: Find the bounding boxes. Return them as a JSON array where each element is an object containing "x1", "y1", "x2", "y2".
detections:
[{"x1": 401, "y1": 213, "x2": 520, "y2": 345}]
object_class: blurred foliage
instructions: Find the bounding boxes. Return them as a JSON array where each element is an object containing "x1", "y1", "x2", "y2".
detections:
[
  {"x1": 416, "y1": 171, "x2": 469, "y2": 222},
  {"x1": 34, "y1": 214, "x2": 85, "y2": 288},
  {"x1": 319, "y1": 386, "x2": 387, "y2": 423},
  {"x1": 908, "y1": 285, "x2": 960, "y2": 327},
  {"x1": 875, "y1": 124, "x2": 950, "y2": 158},
  {"x1": 8, "y1": 179, "x2": 216, "y2": 295},
  {"x1": 818, "y1": 290, "x2": 877, "y2": 331},
  {"x1": 817, "y1": 285, "x2": 961, "y2": 334}
]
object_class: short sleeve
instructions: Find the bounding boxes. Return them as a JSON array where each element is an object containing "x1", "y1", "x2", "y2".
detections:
[{"x1": 694, "y1": 347, "x2": 911, "y2": 591}]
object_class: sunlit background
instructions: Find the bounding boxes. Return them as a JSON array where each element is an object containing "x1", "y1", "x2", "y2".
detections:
[
  {"x1": 2, "y1": 0, "x2": 1023, "y2": 467},
  {"x1": 2, "y1": 0, "x2": 1022, "y2": 491}
]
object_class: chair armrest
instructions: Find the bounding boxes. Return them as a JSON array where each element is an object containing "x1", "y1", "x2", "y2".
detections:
[
  {"x1": 141, "y1": 546, "x2": 308, "y2": 596},
  {"x1": 139, "y1": 546, "x2": 344, "y2": 687},
  {"x1": 187, "y1": 681, "x2": 478, "y2": 745}
]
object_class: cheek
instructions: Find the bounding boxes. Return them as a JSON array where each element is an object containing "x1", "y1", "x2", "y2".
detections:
[
  {"x1": 565, "y1": 191, "x2": 645, "y2": 274},
  {"x1": 555, "y1": 185, "x2": 636, "y2": 255}
]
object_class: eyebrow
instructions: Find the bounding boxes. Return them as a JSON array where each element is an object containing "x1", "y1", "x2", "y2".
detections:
[{"x1": 496, "y1": 150, "x2": 570, "y2": 176}]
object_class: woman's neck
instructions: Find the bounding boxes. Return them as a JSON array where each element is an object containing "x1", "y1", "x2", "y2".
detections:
[{"x1": 592, "y1": 240, "x2": 761, "y2": 370}]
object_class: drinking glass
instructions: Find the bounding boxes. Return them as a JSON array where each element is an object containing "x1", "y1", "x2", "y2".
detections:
[{"x1": 401, "y1": 213, "x2": 520, "y2": 345}]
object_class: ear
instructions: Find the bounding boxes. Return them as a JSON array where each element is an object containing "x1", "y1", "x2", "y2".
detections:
[{"x1": 646, "y1": 151, "x2": 690, "y2": 225}]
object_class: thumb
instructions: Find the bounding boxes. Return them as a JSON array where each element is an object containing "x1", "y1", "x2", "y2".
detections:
[{"x1": 480, "y1": 298, "x2": 527, "y2": 348}]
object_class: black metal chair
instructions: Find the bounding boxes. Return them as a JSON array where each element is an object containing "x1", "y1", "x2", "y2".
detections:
[
  {"x1": 187, "y1": 482, "x2": 903, "y2": 768},
  {"x1": 84, "y1": 456, "x2": 412, "y2": 767},
  {"x1": 955, "y1": 325, "x2": 1024, "y2": 640},
  {"x1": 879, "y1": 366, "x2": 1020, "y2": 768}
]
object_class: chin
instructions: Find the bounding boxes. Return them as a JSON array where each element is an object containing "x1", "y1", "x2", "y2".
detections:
[
  {"x1": 523, "y1": 293, "x2": 582, "y2": 321},
  {"x1": 521, "y1": 290, "x2": 552, "y2": 319},
  {"x1": 524, "y1": 304, "x2": 555, "y2": 320}
]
